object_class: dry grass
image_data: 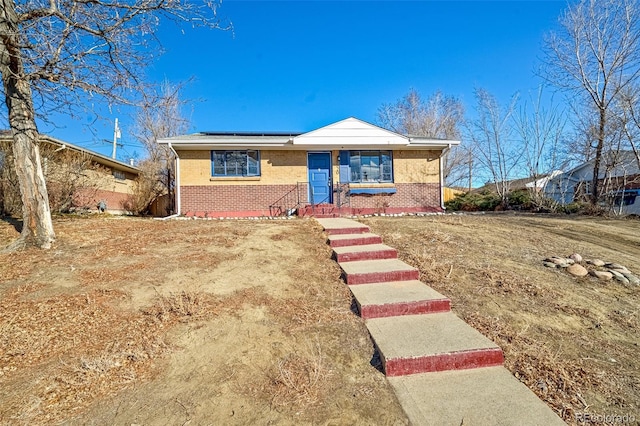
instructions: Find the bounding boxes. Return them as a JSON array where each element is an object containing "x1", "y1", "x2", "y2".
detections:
[
  {"x1": 267, "y1": 340, "x2": 333, "y2": 408},
  {"x1": 0, "y1": 216, "x2": 406, "y2": 425},
  {"x1": 363, "y1": 214, "x2": 640, "y2": 424},
  {"x1": 144, "y1": 289, "x2": 210, "y2": 322}
]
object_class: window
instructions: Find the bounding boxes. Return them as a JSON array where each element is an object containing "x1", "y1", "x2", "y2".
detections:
[
  {"x1": 211, "y1": 150, "x2": 260, "y2": 177},
  {"x1": 113, "y1": 169, "x2": 126, "y2": 180},
  {"x1": 347, "y1": 150, "x2": 392, "y2": 183}
]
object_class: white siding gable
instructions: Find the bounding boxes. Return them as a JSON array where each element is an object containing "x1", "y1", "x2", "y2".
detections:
[{"x1": 293, "y1": 117, "x2": 408, "y2": 146}]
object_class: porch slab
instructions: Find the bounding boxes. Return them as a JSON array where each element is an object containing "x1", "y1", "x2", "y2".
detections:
[
  {"x1": 333, "y1": 243, "x2": 397, "y2": 262},
  {"x1": 366, "y1": 312, "x2": 503, "y2": 376},
  {"x1": 349, "y1": 280, "x2": 450, "y2": 318},
  {"x1": 339, "y1": 258, "x2": 419, "y2": 284},
  {"x1": 388, "y1": 366, "x2": 565, "y2": 425},
  {"x1": 316, "y1": 217, "x2": 370, "y2": 235},
  {"x1": 328, "y1": 233, "x2": 383, "y2": 248}
]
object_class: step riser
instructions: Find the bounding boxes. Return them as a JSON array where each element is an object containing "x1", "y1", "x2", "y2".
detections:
[
  {"x1": 345, "y1": 270, "x2": 419, "y2": 285},
  {"x1": 359, "y1": 299, "x2": 451, "y2": 319},
  {"x1": 382, "y1": 348, "x2": 504, "y2": 377},
  {"x1": 335, "y1": 249, "x2": 397, "y2": 263},
  {"x1": 329, "y1": 236, "x2": 383, "y2": 247},
  {"x1": 325, "y1": 227, "x2": 370, "y2": 235}
]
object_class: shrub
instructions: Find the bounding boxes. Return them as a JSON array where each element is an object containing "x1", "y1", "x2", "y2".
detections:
[
  {"x1": 508, "y1": 189, "x2": 533, "y2": 210},
  {"x1": 445, "y1": 191, "x2": 501, "y2": 211}
]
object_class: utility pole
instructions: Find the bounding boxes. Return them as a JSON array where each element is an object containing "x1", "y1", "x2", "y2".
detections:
[{"x1": 112, "y1": 118, "x2": 121, "y2": 159}]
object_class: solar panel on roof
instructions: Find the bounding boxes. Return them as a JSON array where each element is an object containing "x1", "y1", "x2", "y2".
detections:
[{"x1": 199, "y1": 131, "x2": 301, "y2": 137}]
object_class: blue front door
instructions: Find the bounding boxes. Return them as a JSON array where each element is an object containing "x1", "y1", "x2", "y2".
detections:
[{"x1": 308, "y1": 152, "x2": 332, "y2": 204}]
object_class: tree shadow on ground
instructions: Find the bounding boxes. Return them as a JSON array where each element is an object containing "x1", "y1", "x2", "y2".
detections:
[{"x1": 1, "y1": 216, "x2": 23, "y2": 233}]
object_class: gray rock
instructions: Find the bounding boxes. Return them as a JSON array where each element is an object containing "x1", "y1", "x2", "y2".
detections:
[
  {"x1": 570, "y1": 253, "x2": 583, "y2": 263},
  {"x1": 620, "y1": 271, "x2": 640, "y2": 285},
  {"x1": 590, "y1": 270, "x2": 613, "y2": 281},
  {"x1": 546, "y1": 257, "x2": 570, "y2": 267},
  {"x1": 543, "y1": 261, "x2": 559, "y2": 268},
  {"x1": 609, "y1": 269, "x2": 631, "y2": 284},
  {"x1": 606, "y1": 263, "x2": 630, "y2": 273},
  {"x1": 567, "y1": 263, "x2": 589, "y2": 277}
]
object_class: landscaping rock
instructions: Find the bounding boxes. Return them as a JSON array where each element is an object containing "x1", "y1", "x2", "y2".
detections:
[
  {"x1": 569, "y1": 253, "x2": 583, "y2": 263},
  {"x1": 589, "y1": 270, "x2": 613, "y2": 281},
  {"x1": 544, "y1": 254, "x2": 636, "y2": 285},
  {"x1": 546, "y1": 257, "x2": 570, "y2": 267},
  {"x1": 620, "y1": 272, "x2": 640, "y2": 285},
  {"x1": 609, "y1": 270, "x2": 631, "y2": 285},
  {"x1": 566, "y1": 263, "x2": 589, "y2": 277},
  {"x1": 606, "y1": 263, "x2": 629, "y2": 273}
]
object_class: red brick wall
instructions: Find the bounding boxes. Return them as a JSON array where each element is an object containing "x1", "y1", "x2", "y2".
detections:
[
  {"x1": 74, "y1": 189, "x2": 133, "y2": 212},
  {"x1": 181, "y1": 182, "x2": 442, "y2": 216},
  {"x1": 181, "y1": 184, "x2": 297, "y2": 214},
  {"x1": 348, "y1": 183, "x2": 441, "y2": 211}
]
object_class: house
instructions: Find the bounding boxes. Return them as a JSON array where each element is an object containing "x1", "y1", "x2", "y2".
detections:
[
  {"x1": 0, "y1": 133, "x2": 140, "y2": 214},
  {"x1": 157, "y1": 117, "x2": 460, "y2": 217},
  {"x1": 545, "y1": 151, "x2": 640, "y2": 214}
]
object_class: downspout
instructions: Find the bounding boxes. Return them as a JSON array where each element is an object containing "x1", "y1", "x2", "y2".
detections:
[
  {"x1": 440, "y1": 144, "x2": 452, "y2": 210},
  {"x1": 159, "y1": 142, "x2": 181, "y2": 219}
]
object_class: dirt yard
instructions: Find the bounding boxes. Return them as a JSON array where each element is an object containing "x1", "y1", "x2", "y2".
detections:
[
  {"x1": 2, "y1": 214, "x2": 639, "y2": 425},
  {"x1": 362, "y1": 213, "x2": 640, "y2": 424},
  {"x1": 0, "y1": 216, "x2": 406, "y2": 425}
]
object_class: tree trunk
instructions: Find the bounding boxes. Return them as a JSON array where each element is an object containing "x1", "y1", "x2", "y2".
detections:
[
  {"x1": 590, "y1": 108, "x2": 606, "y2": 205},
  {"x1": 1, "y1": 0, "x2": 55, "y2": 250}
]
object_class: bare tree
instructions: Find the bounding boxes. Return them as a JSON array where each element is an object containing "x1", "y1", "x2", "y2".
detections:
[
  {"x1": 465, "y1": 88, "x2": 522, "y2": 207},
  {"x1": 619, "y1": 85, "x2": 640, "y2": 169},
  {"x1": 542, "y1": 0, "x2": 640, "y2": 205},
  {"x1": 0, "y1": 0, "x2": 226, "y2": 250},
  {"x1": 130, "y1": 80, "x2": 190, "y2": 215},
  {"x1": 377, "y1": 88, "x2": 467, "y2": 186},
  {"x1": 513, "y1": 86, "x2": 567, "y2": 205}
]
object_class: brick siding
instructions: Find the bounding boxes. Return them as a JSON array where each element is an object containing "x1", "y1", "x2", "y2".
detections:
[
  {"x1": 181, "y1": 184, "x2": 297, "y2": 215},
  {"x1": 74, "y1": 188, "x2": 133, "y2": 213},
  {"x1": 181, "y1": 182, "x2": 442, "y2": 216}
]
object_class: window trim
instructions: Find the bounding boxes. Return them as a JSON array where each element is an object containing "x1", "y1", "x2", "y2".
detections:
[
  {"x1": 210, "y1": 150, "x2": 261, "y2": 177},
  {"x1": 113, "y1": 169, "x2": 126, "y2": 181},
  {"x1": 343, "y1": 150, "x2": 393, "y2": 184}
]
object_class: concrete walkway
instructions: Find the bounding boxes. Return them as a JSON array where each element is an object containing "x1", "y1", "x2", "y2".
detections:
[{"x1": 317, "y1": 217, "x2": 565, "y2": 426}]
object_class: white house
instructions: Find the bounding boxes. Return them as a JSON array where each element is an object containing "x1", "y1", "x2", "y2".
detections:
[{"x1": 545, "y1": 151, "x2": 640, "y2": 214}]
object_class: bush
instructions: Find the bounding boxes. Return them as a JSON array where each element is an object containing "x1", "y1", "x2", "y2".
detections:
[
  {"x1": 508, "y1": 189, "x2": 533, "y2": 210},
  {"x1": 445, "y1": 191, "x2": 501, "y2": 211}
]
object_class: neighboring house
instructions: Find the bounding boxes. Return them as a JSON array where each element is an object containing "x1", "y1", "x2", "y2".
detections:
[
  {"x1": 524, "y1": 171, "x2": 563, "y2": 192},
  {"x1": 157, "y1": 117, "x2": 460, "y2": 217},
  {"x1": 0, "y1": 132, "x2": 140, "y2": 214},
  {"x1": 545, "y1": 151, "x2": 640, "y2": 214},
  {"x1": 471, "y1": 172, "x2": 561, "y2": 195}
]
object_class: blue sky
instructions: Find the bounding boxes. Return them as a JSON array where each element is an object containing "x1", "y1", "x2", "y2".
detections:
[{"x1": 38, "y1": 0, "x2": 568, "y2": 161}]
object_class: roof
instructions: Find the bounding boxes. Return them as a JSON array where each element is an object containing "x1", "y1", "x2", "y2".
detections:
[
  {"x1": 564, "y1": 151, "x2": 639, "y2": 175},
  {"x1": 550, "y1": 151, "x2": 640, "y2": 183},
  {"x1": 158, "y1": 117, "x2": 460, "y2": 151},
  {"x1": 0, "y1": 132, "x2": 140, "y2": 174},
  {"x1": 471, "y1": 172, "x2": 561, "y2": 193}
]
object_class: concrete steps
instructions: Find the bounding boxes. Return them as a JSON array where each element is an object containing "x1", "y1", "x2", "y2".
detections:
[
  {"x1": 340, "y1": 259, "x2": 419, "y2": 285},
  {"x1": 328, "y1": 232, "x2": 383, "y2": 248},
  {"x1": 316, "y1": 217, "x2": 563, "y2": 424},
  {"x1": 348, "y1": 280, "x2": 450, "y2": 319},
  {"x1": 389, "y1": 366, "x2": 566, "y2": 426},
  {"x1": 316, "y1": 218, "x2": 370, "y2": 235},
  {"x1": 333, "y1": 243, "x2": 398, "y2": 262},
  {"x1": 367, "y1": 312, "x2": 503, "y2": 376}
]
